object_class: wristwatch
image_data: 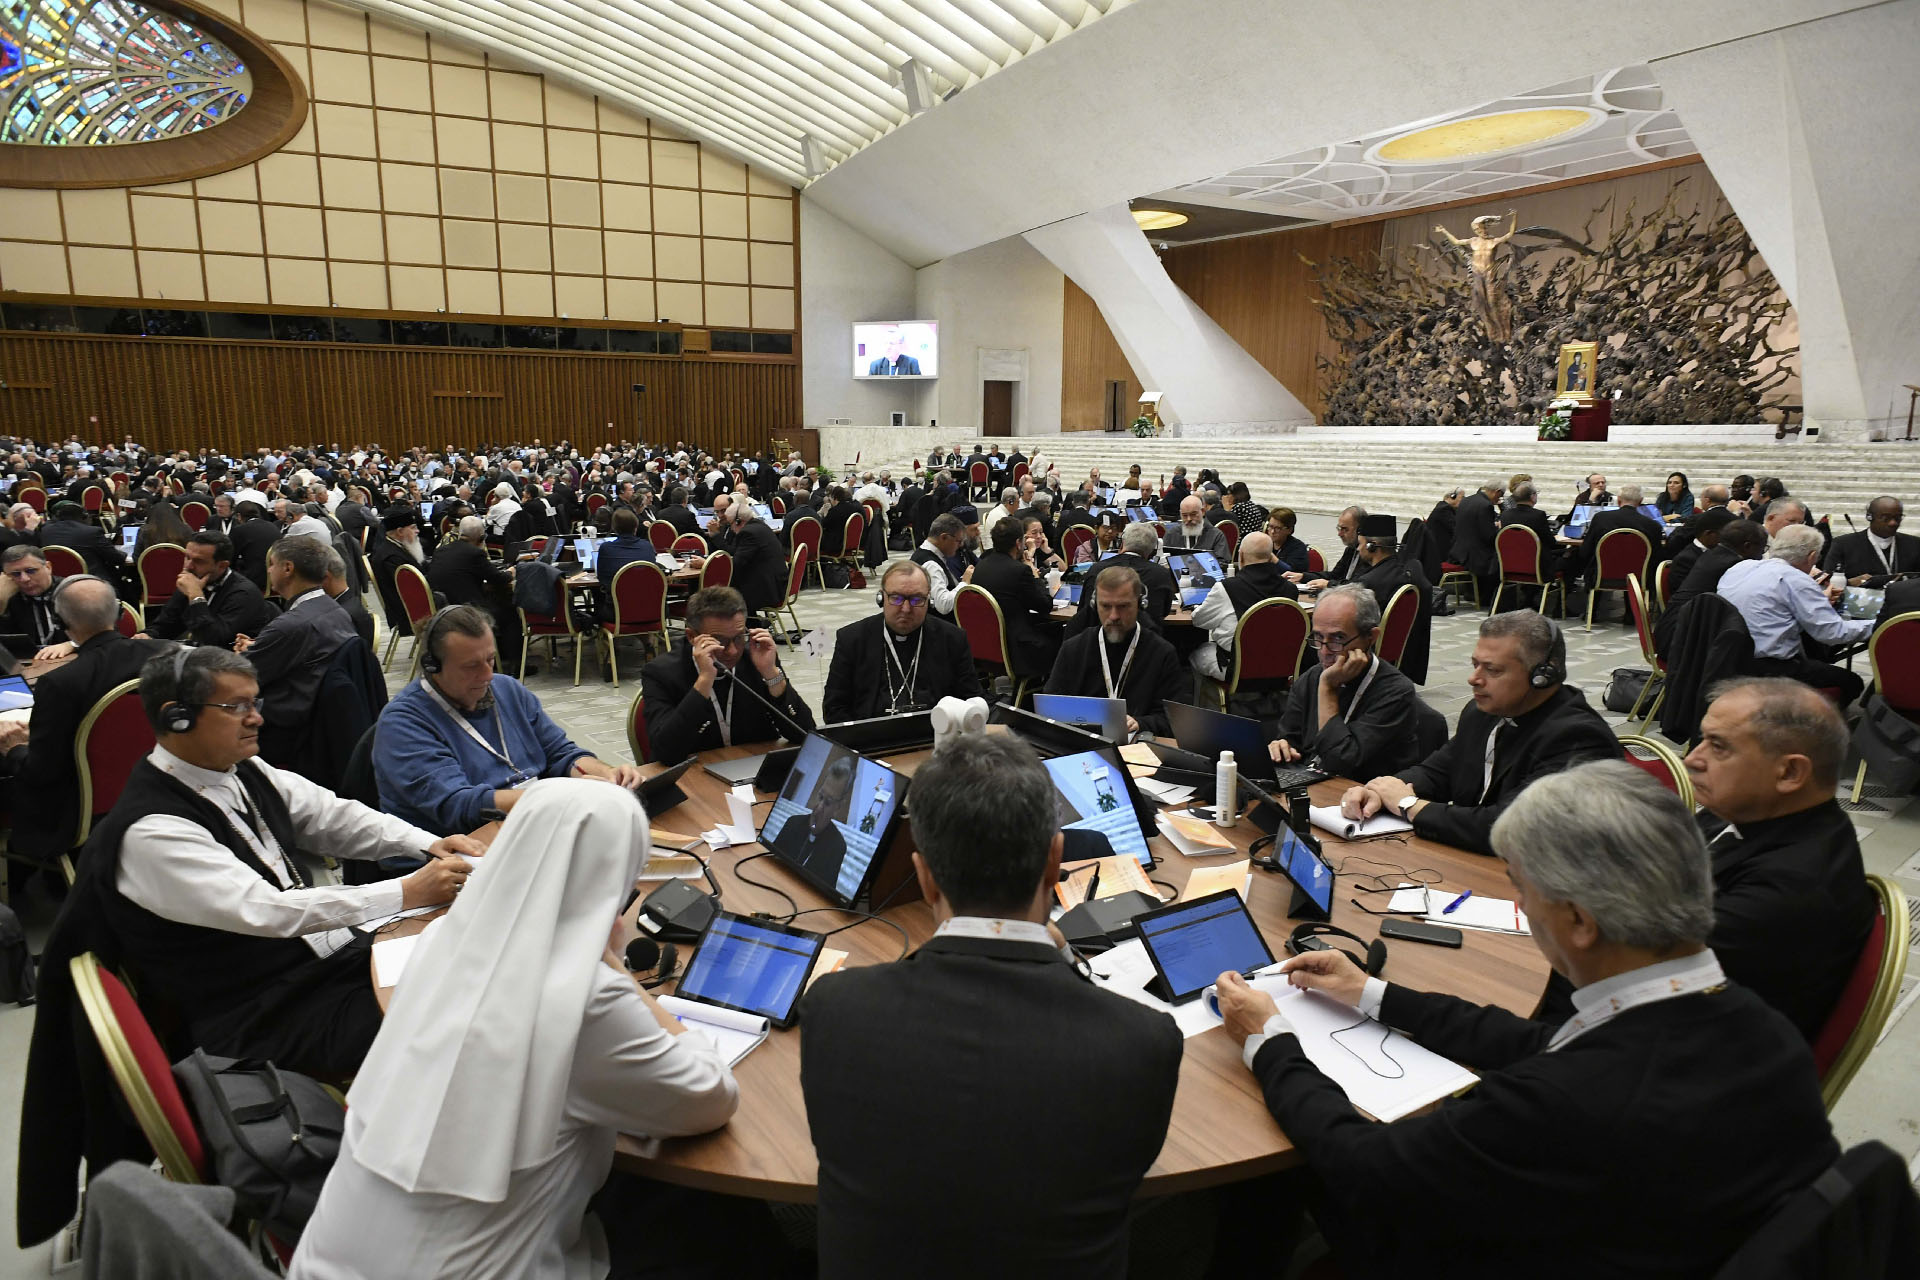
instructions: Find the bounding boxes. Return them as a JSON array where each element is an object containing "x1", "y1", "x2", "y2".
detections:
[{"x1": 1396, "y1": 794, "x2": 1420, "y2": 815}]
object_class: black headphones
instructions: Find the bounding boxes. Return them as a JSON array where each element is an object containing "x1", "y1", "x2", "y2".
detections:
[
  {"x1": 418, "y1": 606, "x2": 462, "y2": 675},
  {"x1": 1528, "y1": 622, "x2": 1568, "y2": 689},
  {"x1": 1288, "y1": 922, "x2": 1387, "y2": 977},
  {"x1": 161, "y1": 645, "x2": 197, "y2": 734}
]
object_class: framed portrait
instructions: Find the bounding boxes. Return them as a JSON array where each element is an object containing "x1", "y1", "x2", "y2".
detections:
[{"x1": 1556, "y1": 341, "x2": 1598, "y2": 401}]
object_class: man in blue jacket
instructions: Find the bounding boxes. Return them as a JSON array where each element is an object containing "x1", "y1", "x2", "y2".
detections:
[{"x1": 372, "y1": 604, "x2": 644, "y2": 833}]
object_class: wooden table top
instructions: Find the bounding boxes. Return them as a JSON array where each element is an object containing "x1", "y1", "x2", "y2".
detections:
[
  {"x1": 375, "y1": 738, "x2": 1544, "y2": 1202},
  {"x1": 19, "y1": 654, "x2": 71, "y2": 686},
  {"x1": 565, "y1": 566, "x2": 702, "y2": 588}
]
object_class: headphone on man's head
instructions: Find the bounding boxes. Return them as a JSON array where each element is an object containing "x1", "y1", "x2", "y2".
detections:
[
  {"x1": 418, "y1": 606, "x2": 462, "y2": 675},
  {"x1": 161, "y1": 645, "x2": 198, "y2": 734},
  {"x1": 1288, "y1": 922, "x2": 1387, "y2": 977},
  {"x1": 1528, "y1": 621, "x2": 1568, "y2": 689}
]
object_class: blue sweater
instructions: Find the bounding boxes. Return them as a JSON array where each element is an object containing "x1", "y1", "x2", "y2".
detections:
[{"x1": 374, "y1": 675, "x2": 591, "y2": 834}]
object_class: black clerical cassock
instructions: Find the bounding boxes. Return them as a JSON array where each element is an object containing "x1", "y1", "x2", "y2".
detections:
[
  {"x1": 821, "y1": 613, "x2": 982, "y2": 723},
  {"x1": 1043, "y1": 622, "x2": 1187, "y2": 738}
]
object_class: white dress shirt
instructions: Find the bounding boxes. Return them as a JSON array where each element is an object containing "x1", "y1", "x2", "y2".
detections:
[
  {"x1": 291, "y1": 967, "x2": 737, "y2": 1280},
  {"x1": 915, "y1": 540, "x2": 961, "y2": 614},
  {"x1": 1717, "y1": 557, "x2": 1872, "y2": 658},
  {"x1": 118, "y1": 746, "x2": 437, "y2": 950},
  {"x1": 1188, "y1": 582, "x2": 1237, "y2": 679}
]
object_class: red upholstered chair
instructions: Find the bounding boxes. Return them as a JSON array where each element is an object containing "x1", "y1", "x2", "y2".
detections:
[
  {"x1": 1652, "y1": 558, "x2": 1675, "y2": 613},
  {"x1": 180, "y1": 501, "x2": 210, "y2": 531},
  {"x1": 768, "y1": 494, "x2": 787, "y2": 517},
  {"x1": 1811, "y1": 875, "x2": 1909, "y2": 1111},
  {"x1": 115, "y1": 601, "x2": 139, "y2": 638},
  {"x1": 81, "y1": 486, "x2": 104, "y2": 515},
  {"x1": 41, "y1": 544, "x2": 87, "y2": 580},
  {"x1": 669, "y1": 551, "x2": 732, "y2": 627},
  {"x1": 1852, "y1": 611, "x2": 1920, "y2": 801},
  {"x1": 626, "y1": 685, "x2": 651, "y2": 764},
  {"x1": 519, "y1": 600, "x2": 590, "y2": 685},
  {"x1": 135, "y1": 544, "x2": 187, "y2": 626},
  {"x1": 774, "y1": 545, "x2": 810, "y2": 642},
  {"x1": 390, "y1": 563, "x2": 436, "y2": 679},
  {"x1": 968, "y1": 460, "x2": 989, "y2": 501},
  {"x1": 1376, "y1": 583, "x2": 1419, "y2": 669},
  {"x1": 1217, "y1": 518, "x2": 1240, "y2": 556},
  {"x1": 69, "y1": 954, "x2": 208, "y2": 1184},
  {"x1": 1437, "y1": 560, "x2": 1479, "y2": 610},
  {"x1": 954, "y1": 584, "x2": 1034, "y2": 707},
  {"x1": 671, "y1": 533, "x2": 708, "y2": 556},
  {"x1": 17, "y1": 487, "x2": 45, "y2": 514},
  {"x1": 74, "y1": 677, "x2": 155, "y2": 852},
  {"x1": 585, "y1": 493, "x2": 607, "y2": 522},
  {"x1": 1624, "y1": 577, "x2": 1666, "y2": 726},
  {"x1": 831, "y1": 510, "x2": 866, "y2": 588},
  {"x1": 786, "y1": 515, "x2": 824, "y2": 591},
  {"x1": 647, "y1": 521, "x2": 677, "y2": 553},
  {"x1": 1618, "y1": 734, "x2": 1693, "y2": 809},
  {"x1": 599, "y1": 560, "x2": 668, "y2": 688},
  {"x1": 1060, "y1": 525, "x2": 1092, "y2": 565},
  {"x1": 1206, "y1": 597, "x2": 1309, "y2": 709},
  {"x1": 1489, "y1": 525, "x2": 1566, "y2": 617},
  {"x1": 1305, "y1": 547, "x2": 1325, "y2": 575},
  {"x1": 1011, "y1": 461, "x2": 1029, "y2": 486},
  {"x1": 1585, "y1": 527, "x2": 1652, "y2": 631}
]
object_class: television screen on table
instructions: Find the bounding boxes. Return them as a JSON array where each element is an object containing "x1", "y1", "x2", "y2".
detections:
[{"x1": 852, "y1": 321, "x2": 938, "y2": 379}]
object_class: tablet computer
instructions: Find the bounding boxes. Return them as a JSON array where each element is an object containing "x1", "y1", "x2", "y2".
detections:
[
  {"x1": 1033, "y1": 693, "x2": 1128, "y2": 743},
  {"x1": 1179, "y1": 586, "x2": 1210, "y2": 608},
  {"x1": 1169, "y1": 551, "x2": 1224, "y2": 579},
  {"x1": 1134, "y1": 890, "x2": 1276, "y2": 1004},
  {"x1": 761, "y1": 733, "x2": 908, "y2": 907},
  {"x1": 1052, "y1": 582, "x2": 1083, "y2": 607},
  {"x1": 676, "y1": 911, "x2": 826, "y2": 1029},
  {"x1": 1040, "y1": 747, "x2": 1154, "y2": 867},
  {"x1": 0, "y1": 672, "x2": 31, "y2": 713},
  {"x1": 636, "y1": 756, "x2": 697, "y2": 816},
  {"x1": 1273, "y1": 824, "x2": 1335, "y2": 920}
]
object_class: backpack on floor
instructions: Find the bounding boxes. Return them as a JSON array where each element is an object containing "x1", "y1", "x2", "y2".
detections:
[
  {"x1": 1603, "y1": 668, "x2": 1654, "y2": 714},
  {"x1": 171, "y1": 1050, "x2": 344, "y2": 1242}
]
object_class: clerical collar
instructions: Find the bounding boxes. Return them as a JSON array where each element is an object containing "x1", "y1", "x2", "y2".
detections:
[
  {"x1": 935, "y1": 917, "x2": 1056, "y2": 948},
  {"x1": 1707, "y1": 797, "x2": 1838, "y2": 842}
]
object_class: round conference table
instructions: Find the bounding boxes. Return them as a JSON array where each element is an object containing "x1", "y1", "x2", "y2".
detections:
[{"x1": 383, "y1": 736, "x2": 1549, "y2": 1203}]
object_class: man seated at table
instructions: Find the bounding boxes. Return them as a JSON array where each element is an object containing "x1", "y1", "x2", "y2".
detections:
[
  {"x1": 1340, "y1": 611, "x2": 1616, "y2": 854},
  {"x1": 1190, "y1": 531, "x2": 1297, "y2": 681},
  {"x1": 968, "y1": 519, "x2": 1063, "y2": 683},
  {"x1": 1664, "y1": 505, "x2": 1736, "y2": 586},
  {"x1": 1045, "y1": 566, "x2": 1187, "y2": 739},
  {"x1": 73, "y1": 647, "x2": 479, "y2": 1075},
  {"x1": 641, "y1": 586, "x2": 816, "y2": 763},
  {"x1": 1824, "y1": 495, "x2": 1917, "y2": 587},
  {"x1": 910, "y1": 514, "x2": 972, "y2": 618},
  {"x1": 1163, "y1": 494, "x2": 1228, "y2": 557},
  {"x1": 823, "y1": 561, "x2": 980, "y2": 722},
  {"x1": 1576, "y1": 483, "x2": 1662, "y2": 598},
  {"x1": 40, "y1": 501, "x2": 128, "y2": 583},
  {"x1": 705, "y1": 500, "x2": 786, "y2": 615},
  {"x1": 1350, "y1": 514, "x2": 1435, "y2": 685},
  {"x1": 592, "y1": 506, "x2": 657, "y2": 621},
  {"x1": 801, "y1": 734, "x2": 1181, "y2": 1279},
  {"x1": 373, "y1": 605, "x2": 645, "y2": 834},
  {"x1": 429, "y1": 514, "x2": 526, "y2": 675},
  {"x1": 322, "y1": 547, "x2": 376, "y2": 650},
  {"x1": 0, "y1": 544, "x2": 68, "y2": 658},
  {"x1": 1268, "y1": 584, "x2": 1422, "y2": 781},
  {"x1": 236, "y1": 536, "x2": 358, "y2": 775},
  {"x1": 1450, "y1": 478, "x2": 1504, "y2": 605},
  {"x1": 1301, "y1": 505, "x2": 1366, "y2": 588},
  {"x1": 142, "y1": 530, "x2": 278, "y2": 650},
  {"x1": 0, "y1": 577, "x2": 170, "y2": 864},
  {"x1": 365, "y1": 504, "x2": 426, "y2": 637},
  {"x1": 1263, "y1": 508, "x2": 1312, "y2": 576},
  {"x1": 1063, "y1": 523, "x2": 1175, "y2": 636},
  {"x1": 1496, "y1": 482, "x2": 1559, "y2": 602},
  {"x1": 1215, "y1": 760, "x2": 1839, "y2": 1277},
  {"x1": 1718, "y1": 524, "x2": 1872, "y2": 706},
  {"x1": 654, "y1": 485, "x2": 700, "y2": 535},
  {"x1": 1666, "y1": 516, "x2": 1766, "y2": 612}
]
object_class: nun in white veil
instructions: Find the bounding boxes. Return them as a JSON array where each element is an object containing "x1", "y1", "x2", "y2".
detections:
[{"x1": 291, "y1": 779, "x2": 738, "y2": 1280}]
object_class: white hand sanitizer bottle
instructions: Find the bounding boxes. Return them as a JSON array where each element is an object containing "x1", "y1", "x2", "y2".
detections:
[{"x1": 1215, "y1": 751, "x2": 1238, "y2": 829}]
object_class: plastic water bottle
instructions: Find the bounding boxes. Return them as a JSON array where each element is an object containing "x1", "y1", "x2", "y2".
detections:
[{"x1": 1215, "y1": 751, "x2": 1238, "y2": 829}]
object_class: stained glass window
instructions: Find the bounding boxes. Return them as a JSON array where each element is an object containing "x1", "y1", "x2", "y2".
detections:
[{"x1": 0, "y1": 0, "x2": 250, "y2": 145}]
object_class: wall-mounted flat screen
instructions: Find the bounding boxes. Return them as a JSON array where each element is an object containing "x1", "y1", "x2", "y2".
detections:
[{"x1": 852, "y1": 321, "x2": 938, "y2": 379}]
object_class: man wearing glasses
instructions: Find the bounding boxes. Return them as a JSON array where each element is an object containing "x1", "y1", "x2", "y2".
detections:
[
  {"x1": 47, "y1": 646, "x2": 480, "y2": 1078},
  {"x1": 642, "y1": 585, "x2": 817, "y2": 763},
  {"x1": 0, "y1": 544, "x2": 69, "y2": 659},
  {"x1": 823, "y1": 561, "x2": 982, "y2": 723},
  {"x1": 1268, "y1": 584, "x2": 1425, "y2": 781}
]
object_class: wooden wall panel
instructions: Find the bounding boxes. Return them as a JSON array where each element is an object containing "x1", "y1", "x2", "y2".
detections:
[
  {"x1": 1058, "y1": 222, "x2": 1384, "y2": 427},
  {"x1": 1060, "y1": 278, "x2": 1141, "y2": 432},
  {"x1": 0, "y1": 334, "x2": 799, "y2": 456}
]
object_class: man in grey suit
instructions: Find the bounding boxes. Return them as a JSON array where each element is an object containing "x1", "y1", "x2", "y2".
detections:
[{"x1": 238, "y1": 536, "x2": 357, "y2": 777}]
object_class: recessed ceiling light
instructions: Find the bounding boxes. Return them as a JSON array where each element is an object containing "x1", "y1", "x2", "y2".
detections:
[
  {"x1": 1368, "y1": 107, "x2": 1603, "y2": 165},
  {"x1": 1132, "y1": 208, "x2": 1189, "y2": 231}
]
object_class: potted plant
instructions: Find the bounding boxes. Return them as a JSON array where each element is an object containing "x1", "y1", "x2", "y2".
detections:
[
  {"x1": 1130, "y1": 415, "x2": 1158, "y2": 438},
  {"x1": 1537, "y1": 397, "x2": 1579, "y2": 441}
]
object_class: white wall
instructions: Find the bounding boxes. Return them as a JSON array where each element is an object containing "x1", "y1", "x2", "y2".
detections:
[
  {"x1": 913, "y1": 235, "x2": 1065, "y2": 438},
  {"x1": 799, "y1": 197, "x2": 919, "y2": 427}
]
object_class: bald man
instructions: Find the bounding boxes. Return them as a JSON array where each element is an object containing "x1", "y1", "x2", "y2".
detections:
[{"x1": 1189, "y1": 531, "x2": 1298, "y2": 681}]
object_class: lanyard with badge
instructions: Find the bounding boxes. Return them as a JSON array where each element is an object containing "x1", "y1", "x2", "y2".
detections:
[
  {"x1": 1340, "y1": 654, "x2": 1380, "y2": 723},
  {"x1": 883, "y1": 629, "x2": 925, "y2": 712},
  {"x1": 1098, "y1": 623, "x2": 1141, "y2": 698},
  {"x1": 423, "y1": 679, "x2": 536, "y2": 786},
  {"x1": 1546, "y1": 956, "x2": 1727, "y2": 1050},
  {"x1": 709, "y1": 674, "x2": 737, "y2": 747}
]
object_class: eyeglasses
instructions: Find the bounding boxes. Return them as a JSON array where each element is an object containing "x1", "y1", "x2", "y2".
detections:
[
  {"x1": 708, "y1": 633, "x2": 749, "y2": 651},
  {"x1": 200, "y1": 697, "x2": 266, "y2": 717},
  {"x1": 1307, "y1": 630, "x2": 1370, "y2": 652},
  {"x1": 885, "y1": 594, "x2": 928, "y2": 609},
  {"x1": 5, "y1": 566, "x2": 46, "y2": 579}
]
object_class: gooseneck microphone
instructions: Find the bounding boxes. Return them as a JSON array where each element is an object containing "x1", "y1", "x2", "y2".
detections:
[{"x1": 716, "y1": 662, "x2": 813, "y2": 742}]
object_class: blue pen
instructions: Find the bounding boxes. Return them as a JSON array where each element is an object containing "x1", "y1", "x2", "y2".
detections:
[{"x1": 1441, "y1": 889, "x2": 1473, "y2": 915}]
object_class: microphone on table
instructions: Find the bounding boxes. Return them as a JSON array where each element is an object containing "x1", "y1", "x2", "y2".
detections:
[
  {"x1": 624, "y1": 938, "x2": 678, "y2": 987},
  {"x1": 716, "y1": 663, "x2": 813, "y2": 742}
]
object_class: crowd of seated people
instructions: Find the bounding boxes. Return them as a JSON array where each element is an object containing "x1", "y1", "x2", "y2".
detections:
[{"x1": 4, "y1": 429, "x2": 1911, "y2": 1275}]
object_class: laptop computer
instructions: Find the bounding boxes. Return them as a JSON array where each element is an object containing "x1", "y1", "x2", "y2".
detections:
[
  {"x1": 1168, "y1": 551, "x2": 1224, "y2": 579},
  {"x1": 1179, "y1": 586, "x2": 1210, "y2": 608},
  {"x1": 1033, "y1": 693, "x2": 1129, "y2": 743},
  {"x1": 1039, "y1": 746, "x2": 1155, "y2": 868},
  {"x1": 1052, "y1": 582, "x2": 1083, "y2": 607},
  {"x1": 819, "y1": 710, "x2": 935, "y2": 756},
  {"x1": 1126, "y1": 506, "x2": 1157, "y2": 523}
]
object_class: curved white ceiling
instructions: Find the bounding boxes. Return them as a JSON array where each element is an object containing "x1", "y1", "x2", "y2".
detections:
[{"x1": 339, "y1": 0, "x2": 1131, "y2": 185}]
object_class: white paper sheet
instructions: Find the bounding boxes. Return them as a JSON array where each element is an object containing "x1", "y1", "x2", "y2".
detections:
[
  {"x1": 1087, "y1": 939, "x2": 1243, "y2": 1038},
  {"x1": 1247, "y1": 977, "x2": 1479, "y2": 1122},
  {"x1": 372, "y1": 933, "x2": 421, "y2": 987},
  {"x1": 1308, "y1": 805, "x2": 1412, "y2": 841},
  {"x1": 702, "y1": 790, "x2": 761, "y2": 849},
  {"x1": 655, "y1": 994, "x2": 770, "y2": 1065},
  {"x1": 1134, "y1": 776, "x2": 1198, "y2": 806},
  {"x1": 1387, "y1": 886, "x2": 1530, "y2": 935}
]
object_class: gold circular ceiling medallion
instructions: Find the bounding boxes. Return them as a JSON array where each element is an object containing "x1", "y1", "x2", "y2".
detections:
[{"x1": 1370, "y1": 107, "x2": 1601, "y2": 165}]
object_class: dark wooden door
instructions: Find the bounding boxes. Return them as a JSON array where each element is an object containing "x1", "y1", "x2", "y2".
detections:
[
  {"x1": 982, "y1": 379, "x2": 1014, "y2": 437},
  {"x1": 1104, "y1": 379, "x2": 1127, "y2": 432}
]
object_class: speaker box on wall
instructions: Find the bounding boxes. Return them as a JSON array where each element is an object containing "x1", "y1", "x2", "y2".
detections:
[{"x1": 890, "y1": 411, "x2": 905, "y2": 426}]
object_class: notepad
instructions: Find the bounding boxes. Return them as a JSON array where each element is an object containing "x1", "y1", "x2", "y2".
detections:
[
  {"x1": 1087, "y1": 939, "x2": 1226, "y2": 1038},
  {"x1": 655, "y1": 995, "x2": 769, "y2": 1065},
  {"x1": 1181, "y1": 860, "x2": 1252, "y2": 903},
  {"x1": 371, "y1": 933, "x2": 423, "y2": 987},
  {"x1": 1389, "y1": 885, "x2": 1530, "y2": 935},
  {"x1": 1054, "y1": 855, "x2": 1154, "y2": 909},
  {"x1": 1308, "y1": 805, "x2": 1413, "y2": 841},
  {"x1": 1247, "y1": 978, "x2": 1478, "y2": 1121},
  {"x1": 1157, "y1": 811, "x2": 1237, "y2": 855},
  {"x1": 1134, "y1": 776, "x2": 1198, "y2": 806}
]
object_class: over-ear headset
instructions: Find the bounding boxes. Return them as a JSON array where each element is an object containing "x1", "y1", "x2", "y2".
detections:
[
  {"x1": 161, "y1": 645, "x2": 197, "y2": 734},
  {"x1": 1528, "y1": 621, "x2": 1568, "y2": 689},
  {"x1": 418, "y1": 606, "x2": 460, "y2": 675},
  {"x1": 1288, "y1": 922, "x2": 1387, "y2": 977}
]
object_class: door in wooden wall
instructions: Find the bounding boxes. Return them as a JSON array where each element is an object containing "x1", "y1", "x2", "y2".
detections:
[
  {"x1": 982, "y1": 380, "x2": 1014, "y2": 437},
  {"x1": 1104, "y1": 380, "x2": 1127, "y2": 433}
]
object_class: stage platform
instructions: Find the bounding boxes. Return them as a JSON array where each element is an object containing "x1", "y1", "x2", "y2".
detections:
[{"x1": 845, "y1": 430, "x2": 1920, "y2": 524}]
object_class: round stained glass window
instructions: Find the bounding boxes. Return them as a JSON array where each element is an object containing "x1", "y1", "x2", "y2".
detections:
[{"x1": 1, "y1": 0, "x2": 252, "y2": 146}]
